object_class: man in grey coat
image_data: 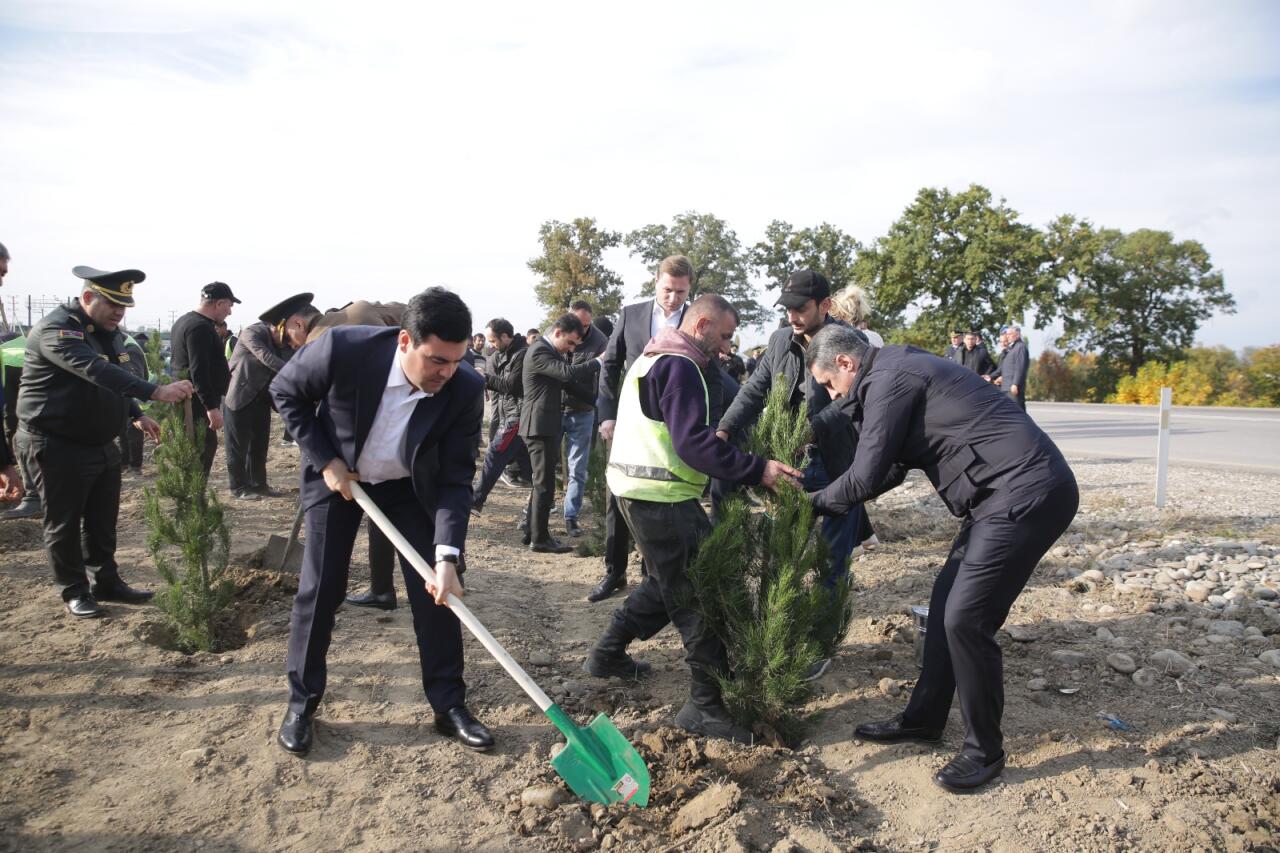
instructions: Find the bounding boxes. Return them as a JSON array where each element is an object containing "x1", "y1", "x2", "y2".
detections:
[{"x1": 987, "y1": 325, "x2": 1029, "y2": 410}]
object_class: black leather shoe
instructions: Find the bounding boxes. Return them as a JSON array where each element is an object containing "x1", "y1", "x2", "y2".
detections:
[
  {"x1": 231, "y1": 489, "x2": 261, "y2": 501},
  {"x1": 530, "y1": 538, "x2": 574, "y2": 554},
  {"x1": 278, "y1": 710, "x2": 313, "y2": 755},
  {"x1": 565, "y1": 518, "x2": 583, "y2": 537},
  {"x1": 587, "y1": 573, "x2": 626, "y2": 603},
  {"x1": 65, "y1": 594, "x2": 105, "y2": 618},
  {"x1": 91, "y1": 579, "x2": 155, "y2": 604},
  {"x1": 434, "y1": 705, "x2": 494, "y2": 752},
  {"x1": 934, "y1": 752, "x2": 1005, "y2": 792},
  {"x1": 675, "y1": 700, "x2": 754, "y2": 744},
  {"x1": 854, "y1": 713, "x2": 943, "y2": 744},
  {"x1": 2, "y1": 499, "x2": 42, "y2": 520},
  {"x1": 345, "y1": 589, "x2": 397, "y2": 610}
]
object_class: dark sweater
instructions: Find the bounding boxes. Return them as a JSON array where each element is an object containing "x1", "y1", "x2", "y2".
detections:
[{"x1": 638, "y1": 330, "x2": 766, "y2": 486}]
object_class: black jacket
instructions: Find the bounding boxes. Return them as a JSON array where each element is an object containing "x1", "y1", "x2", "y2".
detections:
[
  {"x1": 811, "y1": 345, "x2": 1073, "y2": 521},
  {"x1": 718, "y1": 315, "x2": 849, "y2": 468},
  {"x1": 563, "y1": 322, "x2": 608, "y2": 414},
  {"x1": 16, "y1": 303, "x2": 156, "y2": 446},
  {"x1": 958, "y1": 343, "x2": 995, "y2": 376},
  {"x1": 269, "y1": 326, "x2": 483, "y2": 548},
  {"x1": 519, "y1": 337, "x2": 599, "y2": 438},
  {"x1": 170, "y1": 310, "x2": 230, "y2": 412},
  {"x1": 226, "y1": 322, "x2": 292, "y2": 411},
  {"x1": 597, "y1": 300, "x2": 687, "y2": 422},
  {"x1": 484, "y1": 334, "x2": 528, "y2": 425}
]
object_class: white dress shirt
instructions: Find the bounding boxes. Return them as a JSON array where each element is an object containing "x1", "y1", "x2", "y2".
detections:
[
  {"x1": 650, "y1": 301, "x2": 684, "y2": 339},
  {"x1": 354, "y1": 350, "x2": 459, "y2": 561}
]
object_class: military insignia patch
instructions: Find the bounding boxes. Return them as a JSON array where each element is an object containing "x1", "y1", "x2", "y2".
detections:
[{"x1": 57, "y1": 330, "x2": 85, "y2": 340}]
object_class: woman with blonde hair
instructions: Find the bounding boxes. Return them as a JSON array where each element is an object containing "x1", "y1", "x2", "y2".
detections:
[{"x1": 830, "y1": 284, "x2": 884, "y2": 348}]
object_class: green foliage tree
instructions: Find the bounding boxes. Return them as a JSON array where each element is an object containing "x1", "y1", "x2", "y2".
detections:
[
  {"x1": 144, "y1": 403, "x2": 233, "y2": 653},
  {"x1": 528, "y1": 217, "x2": 625, "y2": 324},
  {"x1": 574, "y1": 436, "x2": 609, "y2": 558},
  {"x1": 1054, "y1": 225, "x2": 1235, "y2": 381},
  {"x1": 750, "y1": 221, "x2": 885, "y2": 322},
  {"x1": 625, "y1": 211, "x2": 769, "y2": 327},
  {"x1": 853, "y1": 184, "x2": 1054, "y2": 344},
  {"x1": 686, "y1": 378, "x2": 850, "y2": 745},
  {"x1": 1246, "y1": 345, "x2": 1280, "y2": 407}
]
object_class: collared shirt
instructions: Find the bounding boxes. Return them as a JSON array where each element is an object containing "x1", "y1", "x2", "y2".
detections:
[
  {"x1": 650, "y1": 302, "x2": 684, "y2": 339},
  {"x1": 354, "y1": 350, "x2": 460, "y2": 562}
]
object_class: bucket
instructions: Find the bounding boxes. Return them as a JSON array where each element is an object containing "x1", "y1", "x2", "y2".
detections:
[{"x1": 910, "y1": 605, "x2": 929, "y2": 669}]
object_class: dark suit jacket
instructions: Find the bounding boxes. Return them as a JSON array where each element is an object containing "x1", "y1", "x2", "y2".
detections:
[
  {"x1": 597, "y1": 300, "x2": 687, "y2": 422},
  {"x1": 519, "y1": 337, "x2": 599, "y2": 439},
  {"x1": 989, "y1": 339, "x2": 1029, "y2": 396},
  {"x1": 811, "y1": 345, "x2": 1071, "y2": 522},
  {"x1": 226, "y1": 322, "x2": 292, "y2": 411},
  {"x1": 958, "y1": 343, "x2": 995, "y2": 376},
  {"x1": 269, "y1": 326, "x2": 484, "y2": 551}
]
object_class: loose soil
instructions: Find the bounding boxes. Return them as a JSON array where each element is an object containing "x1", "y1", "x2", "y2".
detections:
[{"x1": 1, "y1": 422, "x2": 1278, "y2": 851}]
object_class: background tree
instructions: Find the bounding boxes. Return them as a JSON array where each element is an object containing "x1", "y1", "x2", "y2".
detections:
[
  {"x1": 527, "y1": 217, "x2": 624, "y2": 324},
  {"x1": 1055, "y1": 225, "x2": 1235, "y2": 383},
  {"x1": 852, "y1": 184, "x2": 1053, "y2": 345},
  {"x1": 750, "y1": 220, "x2": 881, "y2": 313},
  {"x1": 625, "y1": 211, "x2": 768, "y2": 327},
  {"x1": 1246, "y1": 345, "x2": 1280, "y2": 407}
]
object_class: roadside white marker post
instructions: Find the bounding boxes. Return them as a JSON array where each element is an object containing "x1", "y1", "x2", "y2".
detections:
[{"x1": 1155, "y1": 387, "x2": 1172, "y2": 507}]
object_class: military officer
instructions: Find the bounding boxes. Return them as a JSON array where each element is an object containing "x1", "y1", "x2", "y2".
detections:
[
  {"x1": 17, "y1": 266, "x2": 194, "y2": 617},
  {"x1": 224, "y1": 293, "x2": 319, "y2": 500}
]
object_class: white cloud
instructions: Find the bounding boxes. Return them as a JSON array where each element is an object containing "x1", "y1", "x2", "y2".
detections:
[{"x1": 1, "y1": 0, "x2": 1276, "y2": 351}]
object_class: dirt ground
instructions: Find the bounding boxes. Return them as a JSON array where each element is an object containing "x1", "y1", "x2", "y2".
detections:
[{"x1": 1, "y1": 420, "x2": 1278, "y2": 852}]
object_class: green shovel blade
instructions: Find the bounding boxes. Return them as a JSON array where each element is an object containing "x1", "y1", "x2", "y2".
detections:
[{"x1": 546, "y1": 705, "x2": 650, "y2": 808}]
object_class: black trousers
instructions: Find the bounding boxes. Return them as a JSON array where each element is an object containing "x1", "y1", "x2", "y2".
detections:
[
  {"x1": 286, "y1": 478, "x2": 465, "y2": 716},
  {"x1": 474, "y1": 420, "x2": 532, "y2": 509},
  {"x1": 903, "y1": 477, "x2": 1079, "y2": 763},
  {"x1": 602, "y1": 488, "x2": 635, "y2": 576},
  {"x1": 613, "y1": 497, "x2": 725, "y2": 707},
  {"x1": 224, "y1": 392, "x2": 272, "y2": 493},
  {"x1": 364, "y1": 520, "x2": 397, "y2": 595},
  {"x1": 190, "y1": 402, "x2": 218, "y2": 477},
  {"x1": 117, "y1": 416, "x2": 144, "y2": 469},
  {"x1": 524, "y1": 433, "x2": 558, "y2": 544},
  {"x1": 18, "y1": 430, "x2": 123, "y2": 600}
]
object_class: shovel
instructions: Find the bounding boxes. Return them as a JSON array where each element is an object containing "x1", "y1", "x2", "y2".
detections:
[
  {"x1": 350, "y1": 482, "x2": 650, "y2": 808},
  {"x1": 264, "y1": 502, "x2": 305, "y2": 572}
]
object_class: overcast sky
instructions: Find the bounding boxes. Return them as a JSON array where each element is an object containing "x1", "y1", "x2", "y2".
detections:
[{"x1": 1, "y1": 1, "x2": 1276, "y2": 351}]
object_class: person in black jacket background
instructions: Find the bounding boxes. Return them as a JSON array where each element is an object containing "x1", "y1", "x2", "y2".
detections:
[
  {"x1": 519, "y1": 314, "x2": 598, "y2": 554},
  {"x1": 805, "y1": 325, "x2": 1077, "y2": 792},
  {"x1": 560, "y1": 300, "x2": 608, "y2": 538},
  {"x1": 957, "y1": 331, "x2": 995, "y2": 375},
  {"x1": 472, "y1": 318, "x2": 532, "y2": 513},
  {"x1": 170, "y1": 281, "x2": 238, "y2": 476}
]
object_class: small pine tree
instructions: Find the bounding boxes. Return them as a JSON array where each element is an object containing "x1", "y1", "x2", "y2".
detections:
[
  {"x1": 143, "y1": 401, "x2": 234, "y2": 653},
  {"x1": 574, "y1": 436, "x2": 609, "y2": 557},
  {"x1": 687, "y1": 376, "x2": 852, "y2": 745}
]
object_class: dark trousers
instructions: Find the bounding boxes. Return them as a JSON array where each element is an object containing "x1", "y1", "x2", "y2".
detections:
[
  {"x1": 224, "y1": 392, "x2": 272, "y2": 493},
  {"x1": 364, "y1": 521, "x2": 397, "y2": 595},
  {"x1": 286, "y1": 478, "x2": 465, "y2": 716},
  {"x1": 602, "y1": 488, "x2": 635, "y2": 577},
  {"x1": 117, "y1": 416, "x2": 144, "y2": 469},
  {"x1": 191, "y1": 402, "x2": 218, "y2": 477},
  {"x1": 474, "y1": 420, "x2": 531, "y2": 509},
  {"x1": 903, "y1": 477, "x2": 1079, "y2": 762},
  {"x1": 613, "y1": 497, "x2": 725, "y2": 706},
  {"x1": 524, "y1": 433, "x2": 558, "y2": 544},
  {"x1": 18, "y1": 430, "x2": 123, "y2": 599}
]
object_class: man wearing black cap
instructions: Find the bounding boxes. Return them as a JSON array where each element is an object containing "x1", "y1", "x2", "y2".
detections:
[
  {"x1": 170, "y1": 282, "x2": 239, "y2": 477},
  {"x1": 224, "y1": 292, "x2": 318, "y2": 500},
  {"x1": 715, "y1": 269, "x2": 863, "y2": 680},
  {"x1": 17, "y1": 266, "x2": 195, "y2": 617}
]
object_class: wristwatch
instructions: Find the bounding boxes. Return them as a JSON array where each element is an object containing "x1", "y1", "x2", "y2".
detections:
[{"x1": 438, "y1": 554, "x2": 459, "y2": 565}]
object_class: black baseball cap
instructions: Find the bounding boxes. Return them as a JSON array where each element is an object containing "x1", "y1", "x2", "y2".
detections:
[
  {"x1": 201, "y1": 281, "x2": 241, "y2": 303},
  {"x1": 775, "y1": 269, "x2": 831, "y2": 309}
]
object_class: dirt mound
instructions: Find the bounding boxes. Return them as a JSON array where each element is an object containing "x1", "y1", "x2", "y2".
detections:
[
  {"x1": 134, "y1": 563, "x2": 299, "y2": 654},
  {"x1": 0, "y1": 517, "x2": 43, "y2": 550},
  {"x1": 510, "y1": 726, "x2": 868, "y2": 851}
]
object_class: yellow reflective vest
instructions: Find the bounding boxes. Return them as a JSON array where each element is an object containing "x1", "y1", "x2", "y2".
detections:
[{"x1": 606, "y1": 352, "x2": 709, "y2": 503}]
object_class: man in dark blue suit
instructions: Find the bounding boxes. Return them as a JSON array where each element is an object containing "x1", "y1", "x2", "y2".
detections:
[{"x1": 269, "y1": 287, "x2": 493, "y2": 756}]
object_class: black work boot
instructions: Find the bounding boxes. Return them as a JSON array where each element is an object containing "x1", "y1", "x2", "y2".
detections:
[{"x1": 583, "y1": 619, "x2": 651, "y2": 680}]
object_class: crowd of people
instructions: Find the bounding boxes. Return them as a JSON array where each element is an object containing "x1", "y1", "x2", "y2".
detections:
[
  {"x1": 0, "y1": 240, "x2": 1076, "y2": 794},
  {"x1": 943, "y1": 325, "x2": 1030, "y2": 410}
]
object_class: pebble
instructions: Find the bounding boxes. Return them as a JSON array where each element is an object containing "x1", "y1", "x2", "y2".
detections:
[
  {"x1": 1050, "y1": 649, "x2": 1088, "y2": 668},
  {"x1": 528, "y1": 651, "x2": 553, "y2": 667},
  {"x1": 1131, "y1": 668, "x2": 1159, "y2": 688},
  {"x1": 878, "y1": 677, "x2": 900, "y2": 697},
  {"x1": 1106, "y1": 653, "x2": 1137, "y2": 674},
  {"x1": 1149, "y1": 649, "x2": 1194, "y2": 677},
  {"x1": 1027, "y1": 677, "x2": 1049, "y2": 691},
  {"x1": 180, "y1": 747, "x2": 213, "y2": 767},
  {"x1": 1095, "y1": 627, "x2": 1115, "y2": 642},
  {"x1": 1184, "y1": 582, "x2": 1213, "y2": 603},
  {"x1": 1208, "y1": 620, "x2": 1245, "y2": 638},
  {"x1": 1005, "y1": 624, "x2": 1039, "y2": 642},
  {"x1": 1255, "y1": 586, "x2": 1278, "y2": 601},
  {"x1": 1258, "y1": 649, "x2": 1280, "y2": 670},
  {"x1": 671, "y1": 782, "x2": 741, "y2": 833},
  {"x1": 521, "y1": 785, "x2": 568, "y2": 810}
]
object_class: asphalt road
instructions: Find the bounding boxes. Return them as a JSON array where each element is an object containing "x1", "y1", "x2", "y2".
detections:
[{"x1": 1028, "y1": 402, "x2": 1280, "y2": 473}]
